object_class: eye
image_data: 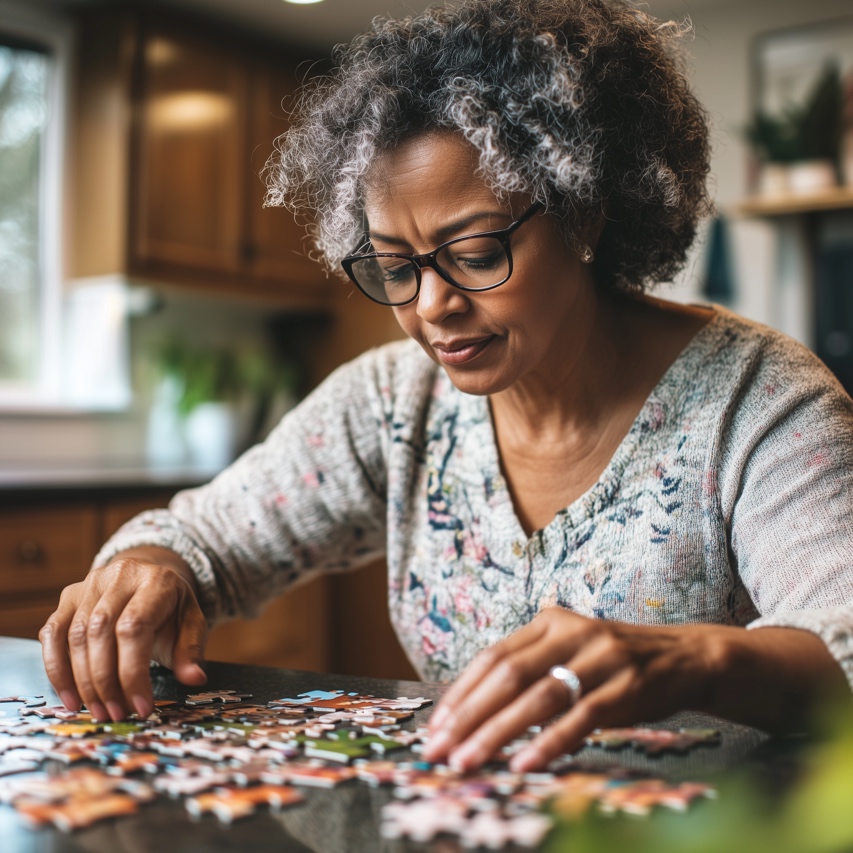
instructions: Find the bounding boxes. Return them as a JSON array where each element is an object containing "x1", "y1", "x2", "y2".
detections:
[
  {"x1": 378, "y1": 259, "x2": 416, "y2": 285},
  {"x1": 442, "y1": 238, "x2": 505, "y2": 273},
  {"x1": 456, "y1": 250, "x2": 502, "y2": 271}
]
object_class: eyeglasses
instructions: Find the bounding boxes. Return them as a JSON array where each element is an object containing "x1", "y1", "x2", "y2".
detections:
[{"x1": 341, "y1": 202, "x2": 543, "y2": 306}]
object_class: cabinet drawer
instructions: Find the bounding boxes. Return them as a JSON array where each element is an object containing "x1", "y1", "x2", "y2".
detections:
[
  {"x1": 0, "y1": 507, "x2": 99, "y2": 596},
  {"x1": 0, "y1": 599, "x2": 60, "y2": 640}
]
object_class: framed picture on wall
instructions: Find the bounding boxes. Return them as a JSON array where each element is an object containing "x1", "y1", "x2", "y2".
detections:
[
  {"x1": 750, "y1": 18, "x2": 853, "y2": 192},
  {"x1": 753, "y1": 18, "x2": 853, "y2": 116}
]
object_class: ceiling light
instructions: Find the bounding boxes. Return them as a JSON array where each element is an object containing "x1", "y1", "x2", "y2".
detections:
[{"x1": 282, "y1": 0, "x2": 324, "y2": 4}]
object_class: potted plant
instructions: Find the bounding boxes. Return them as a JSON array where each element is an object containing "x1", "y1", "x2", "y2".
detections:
[
  {"x1": 148, "y1": 339, "x2": 296, "y2": 472},
  {"x1": 745, "y1": 63, "x2": 844, "y2": 195}
]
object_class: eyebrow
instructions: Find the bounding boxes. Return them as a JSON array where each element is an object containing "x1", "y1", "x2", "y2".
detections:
[{"x1": 367, "y1": 210, "x2": 510, "y2": 246}]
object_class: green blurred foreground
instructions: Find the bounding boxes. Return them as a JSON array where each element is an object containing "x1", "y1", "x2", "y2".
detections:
[{"x1": 544, "y1": 706, "x2": 853, "y2": 853}]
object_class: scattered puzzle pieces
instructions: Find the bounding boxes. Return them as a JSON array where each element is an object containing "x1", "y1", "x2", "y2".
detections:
[
  {"x1": 585, "y1": 727, "x2": 721, "y2": 755},
  {"x1": 0, "y1": 684, "x2": 719, "y2": 845},
  {"x1": 186, "y1": 690, "x2": 253, "y2": 706},
  {"x1": 0, "y1": 696, "x2": 45, "y2": 708}
]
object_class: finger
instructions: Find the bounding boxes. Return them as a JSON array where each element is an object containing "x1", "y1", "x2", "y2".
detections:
[
  {"x1": 510, "y1": 670, "x2": 635, "y2": 772},
  {"x1": 445, "y1": 636, "x2": 626, "y2": 772},
  {"x1": 444, "y1": 628, "x2": 643, "y2": 771},
  {"x1": 66, "y1": 598, "x2": 108, "y2": 723},
  {"x1": 115, "y1": 581, "x2": 182, "y2": 718},
  {"x1": 39, "y1": 586, "x2": 83, "y2": 712},
  {"x1": 428, "y1": 617, "x2": 550, "y2": 734},
  {"x1": 171, "y1": 589, "x2": 208, "y2": 687},
  {"x1": 85, "y1": 583, "x2": 138, "y2": 721},
  {"x1": 425, "y1": 634, "x2": 573, "y2": 763},
  {"x1": 445, "y1": 674, "x2": 579, "y2": 772},
  {"x1": 426, "y1": 611, "x2": 595, "y2": 762}
]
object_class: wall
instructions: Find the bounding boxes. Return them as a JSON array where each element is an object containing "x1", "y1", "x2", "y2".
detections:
[
  {"x1": 0, "y1": 286, "x2": 300, "y2": 468},
  {"x1": 4, "y1": 0, "x2": 851, "y2": 470},
  {"x1": 647, "y1": 0, "x2": 853, "y2": 343}
]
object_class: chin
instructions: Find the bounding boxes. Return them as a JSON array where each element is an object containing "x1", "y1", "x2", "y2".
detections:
[{"x1": 441, "y1": 367, "x2": 512, "y2": 398}]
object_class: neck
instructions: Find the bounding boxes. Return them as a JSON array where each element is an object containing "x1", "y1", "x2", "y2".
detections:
[{"x1": 490, "y1": 289, "x2": 638, "y2": 445}]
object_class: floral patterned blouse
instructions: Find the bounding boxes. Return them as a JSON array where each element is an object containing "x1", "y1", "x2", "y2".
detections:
[{"x1": 97, "y1": 306, "x2": 853, "y2": 687}]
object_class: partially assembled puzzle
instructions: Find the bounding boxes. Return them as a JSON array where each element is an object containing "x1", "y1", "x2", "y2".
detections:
[{"x1": 0, "y1": 689, "x2": 719, "y2": 846}]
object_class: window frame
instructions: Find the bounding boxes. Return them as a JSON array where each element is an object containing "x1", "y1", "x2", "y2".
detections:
[{"x1": 0, "y1": 2, "x2": 71, "y2": 410}]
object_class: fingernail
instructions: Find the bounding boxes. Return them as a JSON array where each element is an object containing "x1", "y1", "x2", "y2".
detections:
[
  {"x1": 132, "y1": 695, "x2": 152, "y2": 718},
  {"x1": 59, "y1": 690, "x2": 79, "y2": 713},
  {"x1": 106, "y1": 701, "x2": 125, "y2": 722},
  {"x1": 429, "y1": 705, "x2": 449, "y2": 730},
  {"x1": 449, "y1": 740, "x2": 482, "y2": 772},
  {"x1": 510, "y1": 746, "x2": 541, "y2": 773},
  {"x1": 89, "y1": 702, "x2": 108, "y2": 723},
  {"x1": 423, "y1": 729, "x2": 454, "y2": 761}
]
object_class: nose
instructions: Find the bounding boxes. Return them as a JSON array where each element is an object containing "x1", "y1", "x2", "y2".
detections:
[{"x1": 416, "y1": 267, "x2": 469, "y2": 325}]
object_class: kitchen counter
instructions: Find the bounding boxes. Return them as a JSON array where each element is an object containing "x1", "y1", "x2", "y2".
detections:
[
  {"x1": 0, "y1": 637, "x2": 794, "y2": 853},
  {"x1": 0, "y1": 464, "x2": 215, "y2": 505}
]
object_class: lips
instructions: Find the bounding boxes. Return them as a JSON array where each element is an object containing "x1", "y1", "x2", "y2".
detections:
[{"x1": 430, "y1": 336, "x2": 495, "y2": 366}]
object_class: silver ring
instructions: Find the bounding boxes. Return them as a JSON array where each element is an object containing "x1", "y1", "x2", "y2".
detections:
[{"x1": 549, "y1": 665, "x2": 582, "y2": 706}]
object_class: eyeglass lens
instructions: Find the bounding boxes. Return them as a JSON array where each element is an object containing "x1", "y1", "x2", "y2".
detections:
[{"x1": 349, "y1": 235, "x2": 510, "y2": 305}]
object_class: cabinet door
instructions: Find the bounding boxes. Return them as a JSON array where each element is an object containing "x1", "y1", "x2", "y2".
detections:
[
  {"x1": 101, "y1": 493, "x2": 177, "y2": 543},
  {"x1": 244, "y1": 61, "x2": 328, "y2": 288},
  {"x1": 0, "y1": 505, "x2": 99, "y2": 639},
  {"x1": 131, "y1": 20, "x2": 248, "y2": 275},
  {"x1": 0, "y1": 506, "x2": 99, "y2": 598}
]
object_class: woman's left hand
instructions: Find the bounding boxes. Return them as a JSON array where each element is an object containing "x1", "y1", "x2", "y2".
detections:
[{"x1": 422, "y1": 607, "x2": 723, "y2": 772}]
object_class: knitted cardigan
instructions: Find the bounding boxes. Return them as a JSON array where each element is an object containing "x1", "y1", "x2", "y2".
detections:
[{"x1": 97, "y1": 306, "x2": 853, "y2": 687}]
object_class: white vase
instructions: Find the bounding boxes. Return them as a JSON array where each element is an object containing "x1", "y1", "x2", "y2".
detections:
[
  {"x1": 184, "y1": 402, "x2": 237, "y2": 473},
  {"x1": 146, "y1": 375, "x2": 187, "y2": 469},
  {"x1": 841, "y1": 130, "x2": 853, "y2": 187},
  {"x1": 758, "y1": 163, "x2": 790, "y2": 197},
  {"x1": 786, "y1": 159, "x2": 837, "y2": 195}
]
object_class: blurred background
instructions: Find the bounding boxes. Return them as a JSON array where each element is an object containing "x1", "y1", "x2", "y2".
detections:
[{"x1": 0, "y1": 0, "x2": 851, "y2": 680}]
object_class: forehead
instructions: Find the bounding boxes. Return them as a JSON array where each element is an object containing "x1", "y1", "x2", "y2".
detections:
[{"x1": 363, "y1": 131, "x2": 497, "y2": 213}]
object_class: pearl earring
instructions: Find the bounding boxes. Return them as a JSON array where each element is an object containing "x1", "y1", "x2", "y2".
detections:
[{"x1": 579, "y1": 245, "x2": 594, "y2": 264}]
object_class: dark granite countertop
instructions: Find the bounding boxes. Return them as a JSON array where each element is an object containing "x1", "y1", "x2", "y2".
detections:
[
  {"x1": 0, "y1": 637, "x2": 800, "y2": 853},
  {"x1": 0, "y1": 465, "x2": 215, "y2": 504}
]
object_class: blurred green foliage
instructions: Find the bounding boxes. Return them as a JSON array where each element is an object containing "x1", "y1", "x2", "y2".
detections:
[
  {"x1": 543, "y1": 704, "x2": 853, "y2": 853},
  {"x1": 745, "y1": 64, "x2": 844, "y2": 163},
  {"x1": 153, "y1": 339, "x2": 296, "y2": 418}
]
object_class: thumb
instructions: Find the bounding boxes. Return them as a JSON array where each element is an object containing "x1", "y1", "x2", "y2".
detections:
[{"x1": 171, "y1": 605, "x2": 208, "y2": 686}]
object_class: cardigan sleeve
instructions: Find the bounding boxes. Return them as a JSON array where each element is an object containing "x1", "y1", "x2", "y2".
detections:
[
  {"x1": 92, "y1": 346, "x2": 402, "y2": 624},
  {"x1": 718, "y1": 339, "x2": 853, "y2": 691}
]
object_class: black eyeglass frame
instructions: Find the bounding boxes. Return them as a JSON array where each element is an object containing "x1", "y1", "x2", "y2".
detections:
[{"x1": 341, "y1": 201, "x2": 544, "y2": 306}]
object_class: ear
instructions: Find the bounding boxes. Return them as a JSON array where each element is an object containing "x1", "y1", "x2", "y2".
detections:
[{"x1": 582, "y1": 214, "x2": 607, "y2": 252}]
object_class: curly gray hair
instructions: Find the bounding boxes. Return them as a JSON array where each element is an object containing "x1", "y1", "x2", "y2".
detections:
[{"x1": 265, "y1": 0, "x2": 712, "y2": 293}]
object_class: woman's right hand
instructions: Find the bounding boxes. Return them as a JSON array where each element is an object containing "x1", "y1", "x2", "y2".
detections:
[{"x1": 39, "y1": 547, "x2": 208, "y2": 723}]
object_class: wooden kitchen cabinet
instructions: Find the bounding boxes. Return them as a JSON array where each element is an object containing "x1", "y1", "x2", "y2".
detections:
[
  {"x1": 0, "y1": 505, "x2": 100, "y2": 639},
  {"x1": 131, "y1": 20, "x2": 248, "y2": 277},
  {"x1": 72, "y1": 9, "x2": 332, "y2": 306},
  {"x1": 0, "y1": 488, "x2": 330, "y2": 672},
  {"x1": 244, "y1": 60, "x2": 321, "y2": 285}
]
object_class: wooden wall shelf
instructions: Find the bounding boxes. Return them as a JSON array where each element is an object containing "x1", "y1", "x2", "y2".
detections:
[{"x1": 737, "y1": 186, "x2": 853, "y2": 217}]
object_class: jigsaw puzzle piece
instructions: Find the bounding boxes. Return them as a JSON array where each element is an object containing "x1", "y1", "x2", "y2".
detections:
[
  {"x1": 15, "y1": 792, "x2": 139, "y2": 831},
  {"x1": 186, "y1": 784, "x2": 303, "y2": 823},
  {"x1": 380, "y1": 796, "x2": 469, "y2": 843},
  {"x1": 260, "y1": 761, "x2": 357, "y2": 788}
]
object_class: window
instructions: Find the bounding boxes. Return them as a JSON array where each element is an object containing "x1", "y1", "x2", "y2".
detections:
[
  {"x1": 0, "y1": 40, "x2": 50, "y2": 386},
  {"x1": 0, "y1": 5, "x2": 68, "y2": 407}
]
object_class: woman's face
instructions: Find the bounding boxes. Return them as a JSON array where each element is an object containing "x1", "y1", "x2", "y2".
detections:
[{"x1": 362, "y1": 132, "x2": 597, "y2": 398}]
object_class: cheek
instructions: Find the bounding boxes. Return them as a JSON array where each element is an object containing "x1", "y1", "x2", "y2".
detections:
[{"x1": 392, "y1": 306, "x2": 422, "y2": 342}]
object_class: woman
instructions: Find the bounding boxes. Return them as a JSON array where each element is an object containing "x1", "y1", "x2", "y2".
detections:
[{"x1": 41, "y1": 0, "x2": 853, "y2": 774}]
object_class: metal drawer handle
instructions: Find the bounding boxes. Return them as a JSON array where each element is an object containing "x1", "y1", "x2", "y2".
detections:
[{"x1": 16, "y1": 541, "x2": 45, "y2": 564}]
